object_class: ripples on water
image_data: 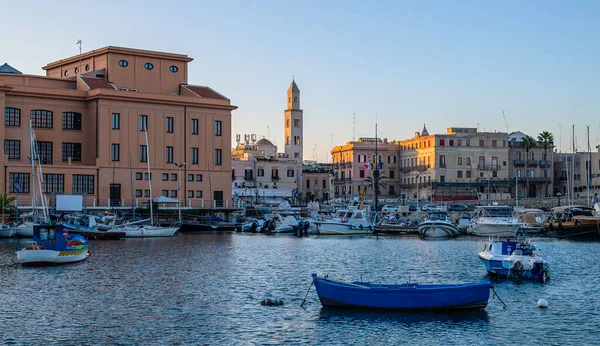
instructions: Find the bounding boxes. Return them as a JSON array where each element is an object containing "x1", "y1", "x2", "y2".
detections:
[{"x1": 0, "y1": 234, "x2": 599, "y2": 345}]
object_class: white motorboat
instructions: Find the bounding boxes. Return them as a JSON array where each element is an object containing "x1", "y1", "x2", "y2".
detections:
[
  {"x1": 315, "y1": 208, "x2": 373, "y2": 235},
  {"x1": 418, "y1": 211, "x2": 460, "y2": 238},
  {"x1": 0, "y1": 224, "x2": 16, "y2": 238},
  {"x1": 15, "y1": 222, "x2": 34, "y2": 238},
  {"x1": 467, "y1": 205, "x2": 522, "y2": 237},
  {"x1": 119, "y1": 224, "x2": 179, "y2": 237},
  {"x1": 478, "y1": 236, "x2": 550, "y2": 281},
  {"x1": 514, "y1": 208, "x2": 546, "y2": 234}
]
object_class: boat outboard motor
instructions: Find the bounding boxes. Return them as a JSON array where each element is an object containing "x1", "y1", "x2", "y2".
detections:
[
  {"x1": 249, "y1": 220, "x2": 259, "y2": 233},
  {"x1": 301, "y1": 221, "x2": 310, "y2": 235}
]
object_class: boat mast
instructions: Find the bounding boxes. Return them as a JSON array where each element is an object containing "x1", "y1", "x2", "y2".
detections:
[
  {"x1": 29, "y1": 119, "x2": 36, "y2": 213},
  {"x1": 373, "y1": 122, "x2": 378, "y2": 224},
  {"x1": 144, "y1": 124, "x2": 154, "y2": 225},
  {"x1": 587, "y1": 125, "x2": 591, "y2": 207},
  {"x1": 572, "y1": 124, "x2": 575, "y2": 206}
]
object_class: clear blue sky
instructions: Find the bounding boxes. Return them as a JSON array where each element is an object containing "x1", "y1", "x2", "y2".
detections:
[{"x1": 2, "y1": 0, "x2": 599, "y2": 159}]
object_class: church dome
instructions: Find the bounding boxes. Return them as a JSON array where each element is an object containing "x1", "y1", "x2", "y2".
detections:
[{"x1": 255, "y1": 138, "x2": 275, "y2": 147}]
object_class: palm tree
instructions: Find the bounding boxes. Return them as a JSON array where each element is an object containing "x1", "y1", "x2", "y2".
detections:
[
  {"x1": 362, "y1": 172, "x2": 388, "y2": 200},
  {"x1": 522, "y1": 135, "x2": 537, "y2": 198},
  {"x1": 537, "y1": 131, "x2": 554, "y2": 197},
  {"x1": 0, "y1": 193, "x2": 16, "y2": 224}
]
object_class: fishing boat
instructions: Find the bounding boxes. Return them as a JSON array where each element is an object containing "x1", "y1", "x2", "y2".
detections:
[
  {"x1": 544, "y1": 206, "x2": 600, "y2": 240},
  {"x1": 311, "y1": 274, "x2": 490, "y2": 310},
  {"x1": 478, "y1": 236, "x2": 550, "y2": 281},
  {"x1": 417, "y1": 211, "x2": 460, "y2": 238},
  {"x1": 315, "y1": 208, "x2": 373, "y2": 235},
  {"x1": 16, "y1": 224, "x2": 90, "y2": 266},
  {"x1": 467, "y1": 205, "x2": 521, "y2": 237}
]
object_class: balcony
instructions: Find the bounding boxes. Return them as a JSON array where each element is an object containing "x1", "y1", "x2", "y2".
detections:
[
  {"x1": 400, "y1": 165, "x2": 429, "y2": 173},
  {"x1": 514, "y1": 160, "x2": 525, "y2": 167},
  {"x1": 271, "y1": 176, "x2": 280, "y2": 181},
  {"x1": 439, "y1": 163, "x2": 446, "y2": 168},
  {"x1": 416, "y1": 164, "x2": 429, "y2": 172},
  {"x1": 516, "y1": 177, "x2": 552, "y2": 183},
  {"x1": 527, "y1": 160, "x2": 538, "y2": 167},
  {"x1": 539, "y1": 160, "x2": 552, "y2": 168},
  {"x1": 559, "y1": 177, "x2": 567, "y2": 182},
  {"x1": 477, "y1": 163, "x2": 486, "y2": 170}
]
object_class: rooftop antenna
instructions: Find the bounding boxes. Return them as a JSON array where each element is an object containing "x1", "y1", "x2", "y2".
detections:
[
  {"x1": 329, "y1": 134, "x2": 333, "y2": 163},
  {"x1": 353, "y1": 112, "x2": 356, "y2": 141},
  {"x1": 557, "y1": 123, "x2": 562, "y2": 153},
  {"x1": 266, "y1": 125, "x2": 270, "y2": 141},
  {"x1": 76, "y1": 39, "x2": 82, "y2": 75},
  {"x1": 502, "y1": 110, "x2": 509, "y2": 133}
]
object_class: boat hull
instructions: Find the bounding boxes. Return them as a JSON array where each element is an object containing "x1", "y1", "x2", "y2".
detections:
[
  {"x1": 316, "y1": 222, "x2": 373, "y2": 235},
  {"x1": 0, "y1": 227, "x2": 15, "y2": 238},
  {"x1": 313, "y1": 276, "x2": 490, "y2": 310},
  {"x1": 15, "y1": 224, "x2": 34, "y2": 238},
  {"x1": 121, "y1": 226, "x2": 178, "y2": 237},
  {"x1": 468, "y1": 222, "x2": 521, "y2": 237},
  {"x1": 478, "y1": 255, "x2": 549, "y2": 280},
  {"x1": 418, "y1": 222, "x2": 459, "y2": 238},
  {"x1": 16, "y1": 248, "x2": 89, "y2": 266},
  {"x1": 544, "y1": 221, "x2": 600, "y2": 240}
]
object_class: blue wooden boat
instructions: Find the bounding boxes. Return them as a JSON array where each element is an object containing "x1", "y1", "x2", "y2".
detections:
[
  {"x1": 478, "y1": 236, "x2": 550, "y2": 281},
  {"x1": 312, "y1": 274, "x2": 490, "y2": 310},
  {"x1": 16, "y1": 224, "x2": 90, "y2": 266}
]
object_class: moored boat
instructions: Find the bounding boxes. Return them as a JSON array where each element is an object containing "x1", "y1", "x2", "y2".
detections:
[
  {"x1": 311, "y1": 274, "x2": 490, "y2": 310},
  {"x1": 478, "y1": 236, "x2": 549, "y2": 281},
  {"x1": 315, "y1": 209, "x2": 373, "y2": 235},
  {"x1": 418, "y1": 211, "x2": 460, "y2": 238},
  {"x1": 467, "y1": 205, "x2": 521, "y2": 237},
  {"x1": 16, "y1": 224, "x2": 90, "y2": 266},
  {"x1": 544, "y1": 206, "x2": 600, "y2": 240},
  {"x1": 0, "y1": 224, "x2": 16, "y2": 238}
]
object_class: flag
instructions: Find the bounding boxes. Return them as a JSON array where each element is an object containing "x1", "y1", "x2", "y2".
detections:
[
  {"x1": 363, "y1": 163, "x2": 369, "y2": 170},
  {"x1": 378, "y1": 160, "x2": 383, "y2": 169},
  {"x1": 15, "y1": 181, "x2": 20, "y2": 193}
]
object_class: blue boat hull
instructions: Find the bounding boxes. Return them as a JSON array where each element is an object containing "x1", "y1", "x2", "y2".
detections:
[
  {"x1": 312, "y1": 275, "x2": 490, "y2": 311},
  {"x1": 479, "y1": 258, "x2": 547, "y2": 280}
]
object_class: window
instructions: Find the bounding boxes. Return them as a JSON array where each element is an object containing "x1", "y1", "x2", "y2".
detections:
[
  {"x1": 360, "y1": 170, "x2": 365, "y2": 178},
  {"x1": 196, "y1": 174, "x2": 202, "y2": 182},
  {"x1": 492, "y1": 170, "x2": 498, "y2": 178},
  {"x1": 72, "y1": 174, "x2": 94, "y2": 194},
  {"x1": 136, "y1": 172, "x2": 143, "y2": 180},
  {"x1": 36, "y1": 141, "x2": 53, "y2": 164},
  {"x1": 479, "y1": 156, "x2": 485, "y2": 168},
  {"x1": 191, "y1": 119, "x2": 198, "y2": 134},
  {"x1": 389, "y1": 170, "x2": 395, "y2": 179},
  {"x1": 171, "y1": 190, "x2": 177, "y2": 198},
  {"x1": 187, "y1": 174, "x2": 193, "y2": 182},
  {"x1": 31, "y1": 110, "x2": 53, "y2": 128},
  {"x1": 162, "y1": 190, "x2": 168, "y2": 197},
  {"x1": 144, "y1": 190, "x2": 150, "y2": 197},
  {"x1": 439, "y1": 139, "x2": 445, "y2": 146},
  {"x1": 62, "y1": 143, "x2": 81, "y2": 161},
  {"x1": 287, "y1": 169, "x2": 294, "y2": 177},
  {"x1": 457, "y1": 140, "x2": 462, "y2": 146},
  {"x1": 74, "y1": 67, "x2": 79, "y2": 74},
  {"x1": 144, "y1": 63, "x2": 154, "y2": 70},
  {"x1": 492, "y1": 156, "x2": 498, "y2": 169},
  {"x1": 188, "y1": 190, "x2": 194, "y2": 198},
  {"x1": 466, "y1": 171, "x2": 472, "y2": 178},
  {"x1": 118, "y1": 60, "x2": 128, "y2": 67},
  {"x1": 272, "y1": 169, "x2": 279, "y2": 179},
  {"x1": 5, "y1": 108, "x2": 20, "y2": 126},
  {"x1": 112, "y1": 113, "x2": 120, "y2": 129},
  {"x1": 42, "y1": 173, "x2": 64, "y2": 194},
  {"x1": 9, "y1": 173, "x2": 29, "y2": 193},
  {"x1": 140, "y1": 145, "x2": 147, "y2": 162},
  {"x1": 191, "y1": 148, "x2": 198, "y2": 164},
  {"x1": 85, "y1": 64, "x2": 90, "y2": 71},
  {"x1": 111, "y1": 144, "x2": 119, "y2": 161},
  {"x1": 449, "y1": 140, "x2": 454, "y2": 146},
  {"x1": 215, "y1": 120, "x2": 222, "y2": 136},
  {"x1": 166, "y1": 117, "x2": 174, "y2": 133},
  {"x1": 171, "y1": 173, "x2": 177, "y2": 181},
  {"x1": 64, "y1": 70, "x2": 69, "y2": 77},
  {"x1": 466, "y1": 157, "x2": 471, "y2": 166},
  {"x1": 323, "y1": 179, "x2": 326, "y2": 189},
  {"x1": 457, "y1": 171, "x2": 463, "y2": 178},
  {"x1": 294, "y1": 96, "x2": 298, "y2": 103},
  {"x1": 294, "y1": 119, "x2": 300, "y2": 128},
  {"x1": 62, "y1": 112, "x2": 82, "y2": 130},
  {"x1": 294, "y1": 136, "x2": 300, "y2": 145},
  {"x1": 306, "y1": 180, "x2": 310, "y2": 189},
  {"x1": 440, "y1": 175, "x2": 445, "y2": 183},
  {"x1": 136, "y1": 190, "x2": 142, "y2": 197},
  {"x1": 162, "y1": 173, "x2": 169, "y2": 181},
  {"x1": 169, "y1": 65, "x2": 179, "y2": 73},
  {"x1": 479, "y1": 140, "x2": 485, "y2": 147},
  {"x1": 215, "y1": 149, "x2": 222, "y2": 166},
  {"x1": 257, "y1": 169, "x2": 264, "y2": 177},
  {"x1": 439, "y1": 155, "x2": 446, "y2": 168},
  {"x1": 196, "y1": 190, "x2": 202, "y2": 198},
  {"x1": 145, "y1": 173, "x2": 151, "y2": 180},
  {"x1": 4, "y1": 140, "x2": 20, "y2": 159},
  {"x1": 457, "y1": 157, "x2": 463, "y2": 165},
  {"x1": 492, "y1": 140, "x2": 497, "y2": 147},
  {"x1": 166, "y1": 146, "x2": 174, "y2": 163},
  {"x1": 140, "y1": 115, "x2": 148, "y2": 131},
  {"x1": 286, "y1": 119, "x2": 290, "y2": 128},
  {"x1": 466, "y1": 140, "x2": 471, "y2": 146}
]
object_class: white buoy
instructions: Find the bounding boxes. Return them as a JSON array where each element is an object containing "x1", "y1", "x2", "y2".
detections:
[{"x1": 537, "y1": 299, "x2": 549, "y2": 308}]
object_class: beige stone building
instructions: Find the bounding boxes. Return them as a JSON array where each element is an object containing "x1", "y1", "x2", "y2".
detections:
[
  {"x1": 0, "y1": 46, "x2": 236, "y2": 209},
  {"x1": 507, "y1": 131, "x2": 554, "y2": 198},
  {"x1": 302, "y1": 162, "x2": 333, "y2": 202}
]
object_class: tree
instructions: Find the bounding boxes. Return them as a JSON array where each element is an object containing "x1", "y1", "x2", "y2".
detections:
[
  {"x1": 0, "y1": 193, "x2": 16, "y2": 223},
  {"x1": 522, "y1": 135, "x2": 537, "y2": 198},
  {"x1": 537, "y1": 131, "x2": 554, "y2": 197},
  {"x1": 362, "y1": 172, "x2": 388, "y2": 200}
]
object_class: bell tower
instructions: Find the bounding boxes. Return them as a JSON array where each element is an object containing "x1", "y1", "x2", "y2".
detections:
[{"x1": 284, "y1": 79, "x2": 303, "y2": 162}]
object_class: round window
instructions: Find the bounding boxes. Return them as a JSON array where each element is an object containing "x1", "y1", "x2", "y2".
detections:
[
  {"x1": 118, "y1": 60, "x2": 128, "y2": 67},
  {"x1": 144, "y1": 63, "x2": 154, "y2": 70},
  {"x1": 85, "y1": 64, "x2": 90, "y2": 71},
  {"x1": 64, "y1": 70, "x2": 69, "y2": 77},
  {"x1": 169, "y1": 65, "x2": 179, "y2": 73},
  {"x1": 74, "y1": 67, "x2": 79, "y2": 74}
]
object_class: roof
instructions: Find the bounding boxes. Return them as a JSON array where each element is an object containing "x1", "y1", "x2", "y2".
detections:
[
  {"x1": 421, "y1": 123, "x2": 429, "y2": 136},
  {"x1": 288, "y1": 79, "x2": 300, "y2": 93},
  {"x1": 80, "y1": 77, "x2": 116, "y2": 90},
  {"x1": 183, "y1": 85, "x2": 230, "y2": 100},
  {"x1": 0, "y1": 63, "x2": 22, "y2": 74},
  {"x1": 255, "y1": 138, "x2": 275, "y2": 146}
]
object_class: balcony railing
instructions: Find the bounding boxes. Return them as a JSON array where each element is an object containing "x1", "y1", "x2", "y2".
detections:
[
  {"x1": 559, "y1": 177, "x2": 567, "y2": 182},
  {"x1": 514, "y1": 160, "x2": 525, "y2": 167},
  {"x1": 539, "y1": 160, "x2": 552, "y2": 168},
  {"x1": 477, "y1": 163, "x2": 486, "y2": 170},
  {"x1": 271, "y1": 176, "x2": 280, "y2": 181},
  {"x1": 439, "y1": 163, "x2": 446, "y2": 168},
  {"x1": 527, "y1": 160, "x2": 538, "y2": 167},
  {"x1": 517, "y1": 176, "x2": 552, "y2": 183},
  {"x1": 400, "y1": 164, "x2": 429, "y2": 173}
]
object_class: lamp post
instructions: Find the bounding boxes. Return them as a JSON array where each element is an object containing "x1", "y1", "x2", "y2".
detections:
[
  {"x1": 557, "y1": 192, "x2": 562, "y2": 207},
  {"x1": 174, "y1": 162, "x2": 186, "y2": 223},
  {"x1": 416, "y1": 175, "x2": 420, "y2": 212}
]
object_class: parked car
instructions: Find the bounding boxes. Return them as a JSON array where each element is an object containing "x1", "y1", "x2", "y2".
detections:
[
  {"x1": 448, "y1": 203, "x2": 470, "y2": 212},
  {"x1": 422, "y1": 204, "x2": 443, "y2": 211},
  {"x1": 408, "y1": 205, "x2": 417, "y2": 212}
]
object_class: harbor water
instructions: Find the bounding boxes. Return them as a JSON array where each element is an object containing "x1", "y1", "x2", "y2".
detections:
[{"x1": 1, "y1": 233, "x2": 599, "y2": 345}]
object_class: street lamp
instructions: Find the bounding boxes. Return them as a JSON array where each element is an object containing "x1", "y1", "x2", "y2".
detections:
[
  {"x1": 174, "y1": 162, "x2": 186, "y2": 222},
  {"x1": 557, "y1": 192, "x2": 562, "y2": 207}
]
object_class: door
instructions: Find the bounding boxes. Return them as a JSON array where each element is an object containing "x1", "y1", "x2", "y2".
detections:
[
  {"x1": 110, "y1": 184, "x2": 121, "y2": 206},
  {"x1": 213, "y1": 191, "x2": 223, "y2": 207}
]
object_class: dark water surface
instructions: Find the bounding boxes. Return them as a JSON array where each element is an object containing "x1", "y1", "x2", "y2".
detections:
[{"x1": 0, "y1": 233, "x2": 598, "y2": 345}]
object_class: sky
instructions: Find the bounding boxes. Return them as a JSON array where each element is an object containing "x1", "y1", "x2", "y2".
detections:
[{"x1": 2, "y1": 0, "x2": 600, "y2": 160}]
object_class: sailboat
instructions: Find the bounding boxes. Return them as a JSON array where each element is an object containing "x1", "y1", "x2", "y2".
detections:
[
  {"x1": 109, "y1": 122, "x2": 179, "y2": 237},
  {"x1": 15, "y1": 120, "x2": 50, "y2": 238}
]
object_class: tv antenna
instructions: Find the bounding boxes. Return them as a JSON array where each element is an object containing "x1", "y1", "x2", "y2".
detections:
[
  {"x1": 502, "y1": 110, "x2": 509, "y2": 133},
  {"x1": 353, "y1": 112, "x2": 356, "y2": 141}
]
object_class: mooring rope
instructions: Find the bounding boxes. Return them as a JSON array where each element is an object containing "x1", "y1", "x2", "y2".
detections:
[
  {"x1": 490, "y1": 285, "x2": 507, "y2": 309},
  {"x1": 300, "y1": 276, "x2": 317, "y2": 307}
]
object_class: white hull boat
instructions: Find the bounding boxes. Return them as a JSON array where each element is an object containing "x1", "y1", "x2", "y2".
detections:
[
  {"x1": 0, "y1": 225, "x2": 16, "y2": 238},
  {"x1": 120, "y1": 225, "x2": 179, "y2": 238},
  {"x1": 16, "y1": 224, "x2": 90, "y2": 266},
  {"x1": 17, "y1": 247, "x2": 89, "y2": 266},
  {"x1": 418, "y1": 211, "x2": 459, "y2": 238},
  {"x1": 316, "y1": 208, "x2": 373, "y2": 235},
  {"x1": 468, "y1": 206, "x2": 522, "y2": 237},
  {"x1": 15, "y1": 223, "x2": 34, "y2": 238}
]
